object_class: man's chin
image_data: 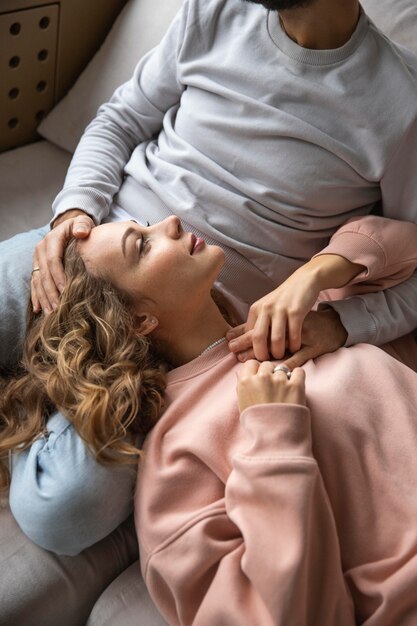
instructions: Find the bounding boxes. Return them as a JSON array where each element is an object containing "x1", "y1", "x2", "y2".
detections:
[{"x1": 243, "y1": 0, "x2": 314, "y2": 11}]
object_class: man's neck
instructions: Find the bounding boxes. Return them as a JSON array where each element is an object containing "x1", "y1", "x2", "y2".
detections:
[{"x1": 279, "y1": 0, "x2": 361, "y2": 50}]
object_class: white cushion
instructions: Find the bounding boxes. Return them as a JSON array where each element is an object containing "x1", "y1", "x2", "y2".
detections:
[
  {"x1": 38, "y1": 0, "x2": 183, "y2": 154},
  {"x1": 0, "y1": 141, "x2": 72, "y2": 242},
  {"x1": 362, "y1": 0, "x2": 417, "y2": 54}
]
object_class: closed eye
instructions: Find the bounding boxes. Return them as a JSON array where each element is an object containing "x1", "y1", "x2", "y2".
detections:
[{"x1": 139, "y1": 233, "x2": 150, "y2": 256}]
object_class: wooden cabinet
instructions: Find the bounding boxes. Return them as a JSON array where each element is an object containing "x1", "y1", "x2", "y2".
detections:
[{"x1": 0, "y1": 0, "x2": 128, "y2": 152}]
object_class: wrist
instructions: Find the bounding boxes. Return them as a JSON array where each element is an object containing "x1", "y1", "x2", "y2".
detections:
[
  {"x1": 305, "y1": 254, "x2": 364, "y2": 291},
  {"x1": 51, "y1": 209, "x2": 89, "y2": 229},
  {"x1": 320, "y1": 306, "x2": 348, "y2": 346}
]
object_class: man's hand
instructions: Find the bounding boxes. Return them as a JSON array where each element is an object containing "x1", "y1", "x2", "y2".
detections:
[
  {"x1": 31, "y1": 209, "x2": 95, "y2": 313},
  {"x1": 230, "y1": 309, "x2": 348, "y2": 370},
  {"x1": 281, "y1": 308, "x2": 348, "y2": 369}
]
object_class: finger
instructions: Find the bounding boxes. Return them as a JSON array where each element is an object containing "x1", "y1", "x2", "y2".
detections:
[
  {"x1": 282, "y1": 347, "x2": 315, "y2": 371},
  {"x1": 252, "y1": 314, "x2": 271, "y2": 361},
  {"x1": 30, "y1": 274, "x2": 41, "y2": 312},
  {"x1": 226, "y1": 324, "x2": 246, "y2": 341},
  {"x1": 45, "y1": 232, "x2": 67, "y2": 294},
  {"x1": 287, "y1": 313, "x2": 303, "y2": 355},
  {"x1": 31, "y1": 268, "x2": 53, "y2": 314},
  {"x1": 72, "y1": 216, "x2": 94, "y2": 238},
  {"x1": 269, "y1": 313, "x2": 287, "y2": 359},
  {"x1": 258, "y1": 361, "x2": 275, "y2": 375},
  {"x1": 245, "y1": 305, "x2": 260, "y2": 333},
  {"x1": 36, "y1": 241, "x2": 61, "y2": 309},
  {"x1": 228, "y1": 329, "x2": 254, "y2": 354},
  {"x1": 33, "y1": 244, "x2": 55, "y2": 312},
  {"x1": 288, "y1": 367, "x2": 307, "y2": 406},
  {"x1": 289, "y1": 367, "x2": 306, "y2": 386},
  {"x1": 236, "y1": 347, "x2": 255, "y2": 363},
  {"x1": 237, "y1": 359, "x2": 259, "y2": 379},
  {"x1": 30, "y1": 252, "x2": 41, "y2": 312}
]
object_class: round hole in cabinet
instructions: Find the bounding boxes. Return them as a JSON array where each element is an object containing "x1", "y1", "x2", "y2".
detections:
[
  {"x1": 9, "y1": 56, "x2": 20, "y2": 68},
  {"x1": 10, "y1": 23, "x2": 21, "y2": 35},
  {"x1": 39, "y1": 17, "x2": 50, "y2": 29}
]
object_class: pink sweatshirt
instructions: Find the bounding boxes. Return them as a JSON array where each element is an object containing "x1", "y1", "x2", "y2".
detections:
[{"x1": 135, "y1": 217, "x2": 417, "y2": 626}]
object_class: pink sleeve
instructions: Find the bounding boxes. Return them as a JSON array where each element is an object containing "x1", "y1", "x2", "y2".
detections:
[
  {"x1": 142, "y1": 405, "x2": 355, "y2": 626},
  {"x1": 313, "y1": 215, "x2": 417, "y2": 299}
]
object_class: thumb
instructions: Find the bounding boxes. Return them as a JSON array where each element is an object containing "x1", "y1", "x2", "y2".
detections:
[
  {"x1": 282, "y1": 347, "x2": 315, "y2": 370},
  {"x1": 73, "y1": 216, "x2": 94, "y2": 238}
]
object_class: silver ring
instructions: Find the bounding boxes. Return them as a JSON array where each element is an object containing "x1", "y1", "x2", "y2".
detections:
[
  {"x1": 273, "y1": 364, "x2": 291, "y2": 379},
  {"x1": 31, "y1": 267, "x2": 40, "y2": 275}
]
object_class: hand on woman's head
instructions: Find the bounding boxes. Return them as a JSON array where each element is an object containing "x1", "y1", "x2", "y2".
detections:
[{"x1": 31, "y1": 211, "x2": 95, "y2": 315}]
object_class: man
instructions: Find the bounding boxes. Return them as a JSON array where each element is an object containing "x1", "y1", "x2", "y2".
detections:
[{"x1": 1, "y1": 0, "x2": 417, "y2": 370}]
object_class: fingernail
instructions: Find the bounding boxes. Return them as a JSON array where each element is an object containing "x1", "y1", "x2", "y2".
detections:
[
  {"x1": 75, "y1": 225, "x2": 88, "y2": 234},
  {"x1": 52, "y1": 302, "x2": 58, "y2": 310},
  {"x1": 229, "y1": 340, "x2": 237, "y2": 350},
  {"x1": 58, "y1": 283, "x2": 65, "y2": 293},
  {"x1": 238, "y1": 352, "x2": 248, "y2": 362},
  {"x1": 226, "y1": 331, "x2": 235, "y2": 340}
]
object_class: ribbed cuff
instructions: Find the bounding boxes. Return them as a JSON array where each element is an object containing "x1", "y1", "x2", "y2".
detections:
[
  {"x1": 313, "y1": 231, "x2": 386, "y2": 283},
  {"x1": 51, "y1": 187, "x2": 111, "y2": 228},
  {"x1": 240, "y1": 404, "x2": 312, "y2": 458},
  {"x1": 319, "y1": 297, "x2": 377, "y2": 347}
]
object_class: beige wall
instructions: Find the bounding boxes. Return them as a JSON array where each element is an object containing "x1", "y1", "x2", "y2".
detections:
[{"x1": 1, "y1": 0, "x2": 128, "y2": 151}]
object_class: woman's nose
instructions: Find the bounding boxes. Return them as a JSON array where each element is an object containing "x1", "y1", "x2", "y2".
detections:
[{"x1": 163, "y1": 215, "x2": 182, "y2": 239}]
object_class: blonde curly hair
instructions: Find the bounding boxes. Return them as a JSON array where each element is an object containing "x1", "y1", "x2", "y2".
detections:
[{"x1": 0, "y1": 239, "x2": 167, "y2": 496}]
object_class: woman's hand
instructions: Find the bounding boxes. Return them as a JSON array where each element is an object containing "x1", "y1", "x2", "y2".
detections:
[
  {"x1": 237, "y1": 360, "x2": 306, "y2": 413},
  {"x1": 31, "y1": 210, "x2": 95, "y2": 314},
  {"x1": 227, "y1": 254, "x2": 364, "y2": 362}
]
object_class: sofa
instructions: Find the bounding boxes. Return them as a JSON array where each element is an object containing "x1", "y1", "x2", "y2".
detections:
[{"x1": 0, "y1": 0, "x2": 416, "y2": 624}]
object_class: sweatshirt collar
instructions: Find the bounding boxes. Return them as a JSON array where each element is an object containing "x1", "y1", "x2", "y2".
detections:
[
  {"x1": 167, "y1": 341, "x2": 233, "y2": 384},
  {"x1": 266, "y1": 6, "x2": 369, "y2": 66}
]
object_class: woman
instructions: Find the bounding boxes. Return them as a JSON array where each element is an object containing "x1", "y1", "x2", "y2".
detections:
[{"x1": 2, "y1": 214, "x2": 417, "y2": 625}]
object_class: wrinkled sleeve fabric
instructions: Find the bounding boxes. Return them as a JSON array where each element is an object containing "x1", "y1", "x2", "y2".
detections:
[
  {"x1": 9, "y1": 411, "x2": 136, "y2": 556},
  {"x1": 315, "y1": 213, "x2": 417, "y2": 346},
  {"x1": 321, "y1": 119, "x2": 417, "y2": 346},
  {"x1": 51, "y1": 1, "x2": 190, "y2": 226},
  {"x1": 139, "y1": 404, "x2": 355, "y2": 626}
]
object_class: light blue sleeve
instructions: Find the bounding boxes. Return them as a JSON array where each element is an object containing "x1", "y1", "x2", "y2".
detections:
[{"x1": 9, "y1": 411, "x2": 137, "y2": 556}]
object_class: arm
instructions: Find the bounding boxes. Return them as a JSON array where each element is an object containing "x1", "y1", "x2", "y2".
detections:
[
  {"x1": 228, "y1": 214, "x2": 417, "y2": 361},
  {"x1": 314, "y1": 215, "x2": 417, "y2": 297},
  {"x1": 32, "y1": 1, "x2": 190, "y2": 312},
  {"x1": 52, "y1": 2, "x2": 189, "y2": 226},
  {"x1": 9, "y1": 411, "x2": 136, "y2": 556},
  {"x1": 139, "y1": 365, "x2": 355, "y2": 625},
  {"x1": 323, "y1": 118, "x2": 417, "y2": 346}
]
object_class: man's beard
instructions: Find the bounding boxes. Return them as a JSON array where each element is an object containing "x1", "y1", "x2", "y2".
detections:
[{"x1": 244, "y1": 0, "x2": 314, "y2": 10}]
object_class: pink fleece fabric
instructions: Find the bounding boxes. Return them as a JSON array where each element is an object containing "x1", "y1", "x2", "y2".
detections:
[
  {"x1": 135, "y1": 216, "x2": 417, "y2": 624},
  {"x1": 136, "y1": 342, "x2": 417, "y2": 625}
]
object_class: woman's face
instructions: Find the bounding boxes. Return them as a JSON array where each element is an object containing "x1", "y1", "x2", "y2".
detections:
[{"x1": 78, "y1": 216, "x2": 225, "y2": 319}]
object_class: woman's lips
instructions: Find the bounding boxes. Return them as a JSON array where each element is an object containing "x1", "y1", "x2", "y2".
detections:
[{"x1": 191, "y1": 236, "x2": 205, "y2": 254}]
